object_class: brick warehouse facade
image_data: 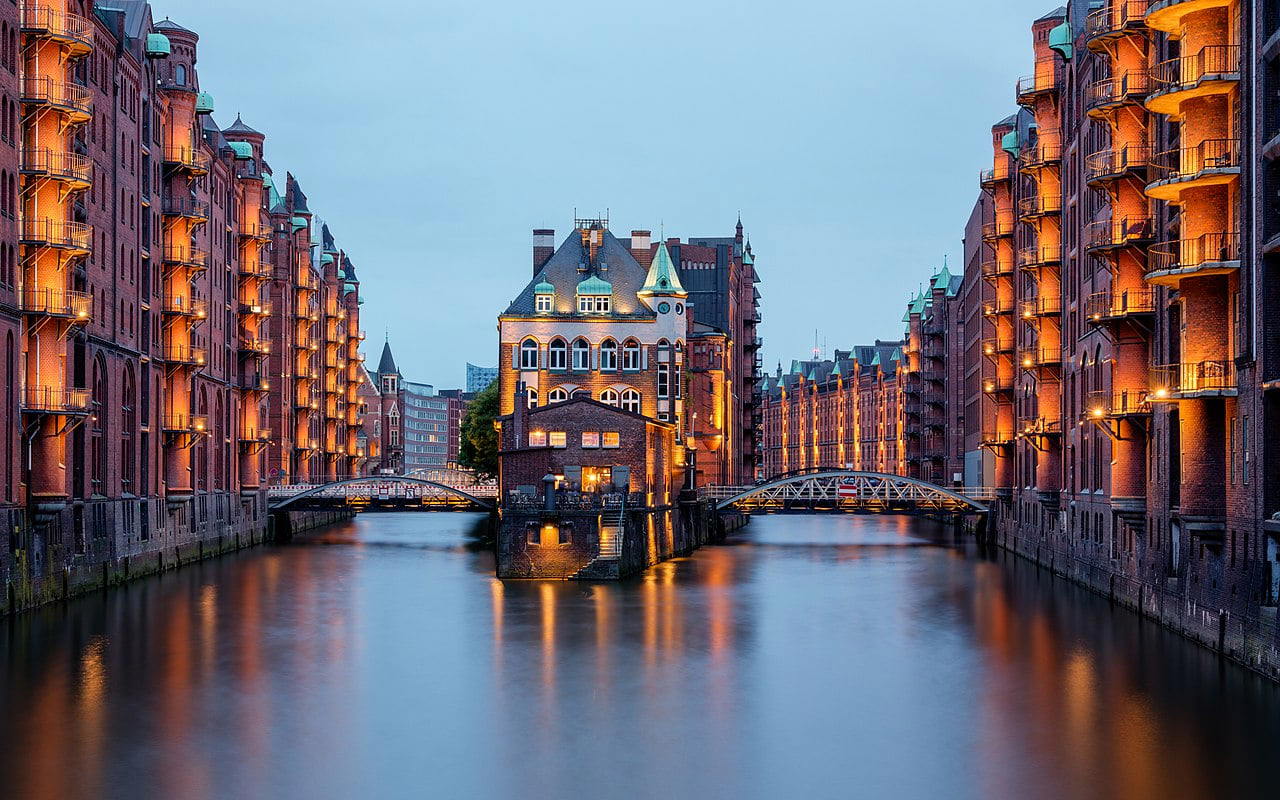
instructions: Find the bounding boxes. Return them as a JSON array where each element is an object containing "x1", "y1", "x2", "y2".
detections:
[
  {"x1": 761, "y1": 0, "x2": 1280, "y2": 668},
  {"x1": 0, "y1": 2, "x2": 371, "y2": 613}
]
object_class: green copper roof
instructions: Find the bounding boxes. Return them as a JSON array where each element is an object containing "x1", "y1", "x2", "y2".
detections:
[
  {"x1": 227, "y1": 140, "x2": 252, "y2": 159},
  {"x1": 320, "y1": 253, "x2": 335, "y2": 265},
  {"x1": 195, "y1": 92, "x2": 214, "y2": 115},
  {"x1": 343, "y1": 283, "x2": 356, "y2": 295},
  {"x1": 639, "y1": 242, "x2": 687, "y2": 296},
  {"x1": 576, "y1": 274, "x2": 612, "y2": 295},
  {"x1": 1049, "y1": 22, "x2": 1073, "y2": 61},
  {"x1": 931, "y1": 264, "x2": 952, "y2": 290},
  {"x1": 870, "y1": 353, "x2": 881, "y2": 367},
  {"x1": 145, "y1": 33, "x2": 171, "y2": 57},
  {"x1": 1001, "y1": 130, "x2": 1020, "y2": 158},
  {"x1": 533, "y1": 279, "x2": 555, "y2": 295},
  {"x1": 291, "y1": 216, "x2": 308, "y2": 231}
]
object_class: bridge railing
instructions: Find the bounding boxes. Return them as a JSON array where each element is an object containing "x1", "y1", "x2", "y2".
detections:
[
  {"x1": 267, "y1": 479, "x2": 499, "y2": 501},
  {"x1": 505, "y1": 491, "x2": 645, "y2": 510}
]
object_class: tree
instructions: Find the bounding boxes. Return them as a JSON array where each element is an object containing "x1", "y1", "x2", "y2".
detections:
[{"x1": 458, "y1": 380, "x2": 500, "y2": 479}]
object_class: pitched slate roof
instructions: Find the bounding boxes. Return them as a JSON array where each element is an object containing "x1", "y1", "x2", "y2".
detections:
[
  {"x1": 377, "y1": 340, "x2": 399, "y2": 375},
  {"x1": 503, "y1": 228, "x2": 654, "y2": 318},
  {"x1": 224, "y1": 114, "x2": 263, "y2": 137}
]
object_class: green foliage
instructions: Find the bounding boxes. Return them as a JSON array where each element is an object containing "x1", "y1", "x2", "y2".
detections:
[{"x1": 458, "y1": 380, "x2": 500, "y2": 478}]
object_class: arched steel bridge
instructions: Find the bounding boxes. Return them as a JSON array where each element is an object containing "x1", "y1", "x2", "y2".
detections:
[
  {"x1": 700, "y1": 469, "x2": 992, "y2": 514},
  {"x1": 267, "y1": 473, "x2": 497, "y2": 511}
]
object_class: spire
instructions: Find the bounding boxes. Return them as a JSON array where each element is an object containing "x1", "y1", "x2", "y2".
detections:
[
  {"x1": 377, "y1": 338, "x2": 399, "y2": 375},
  {"x1": 639, "y1": 242, "x2": 687, "y2": 298}
]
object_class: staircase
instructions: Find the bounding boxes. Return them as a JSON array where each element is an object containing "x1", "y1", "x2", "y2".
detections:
[{"x1": 570, "y1": 496, "x2": 626, "y2": 579}]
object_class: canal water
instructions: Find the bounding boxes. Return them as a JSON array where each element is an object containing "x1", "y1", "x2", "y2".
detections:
[{"x1": 2, "y1": 513, "x2": 1279, "y2": 800}]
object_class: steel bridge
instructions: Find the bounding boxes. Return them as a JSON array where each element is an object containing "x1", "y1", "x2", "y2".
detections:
[
  {"x1": 700, "y1": 469, "x2": 992, "y2": 515},
  {"x1": 267, "y1": 471, "x2": 497, "y2": 511}
]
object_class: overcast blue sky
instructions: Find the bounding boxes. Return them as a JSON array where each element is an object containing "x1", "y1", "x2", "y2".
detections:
[{"x1": 167, "y1": 0, "x2": 1047, "y2": 387}]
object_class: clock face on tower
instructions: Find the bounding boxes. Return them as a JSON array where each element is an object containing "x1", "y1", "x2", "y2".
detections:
[{"x1": 658, "y1": 302, "x2": 670, "y2": 314}]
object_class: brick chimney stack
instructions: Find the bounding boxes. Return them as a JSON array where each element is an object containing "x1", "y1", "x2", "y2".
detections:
[
  {"x1": 630, "y1": 230, "x2": 651, "y2": 267},
  {"x1": 533, "y1": 229, "x2": 555, "y2": 274}
]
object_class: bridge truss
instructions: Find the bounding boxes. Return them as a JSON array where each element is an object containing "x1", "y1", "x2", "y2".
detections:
[
  {"x1": 267, "y1": 474, "x2": 497, "y2": 511},
  {"x1": 702, "y1": 470, "x2": 991, "y2": 514}
]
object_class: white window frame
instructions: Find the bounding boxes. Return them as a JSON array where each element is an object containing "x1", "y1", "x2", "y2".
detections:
[
  {"x1": 581, "y1": 431, "x2": 600, "y2": 449},
  {"x1": 600, "y1": 339, "x2": 617, "y2": 371},
  {"x1": 528, "y1": 430, "x2": 547, "y2": 447},
  {"x1": 572, "y1": 338, "x2": 591, "y2": 371},
  {"x1": 549, "y1": 339, "x2": 567, "y2": 370},
  {"x1": 535, "y1": 294, "x2": 553, "y2": 313},
  {"x1": 549, "y1": 431, "x2": 567, "y2": 448},
  {"x1": 549, "y1": 387, "x2": 568, "y2": 404},
  {"x1": 600, "y1": 388, "x2": 619, "y2": 406},
  {"x1": 621, "y1": 389, "x2": 641, "y2": 414},
  {"x1": 622, "y1": 339, "x2": 640, "y2": 371},
  {"x1": 519, "y1": 339, "x2": 539, "y2": 370}
]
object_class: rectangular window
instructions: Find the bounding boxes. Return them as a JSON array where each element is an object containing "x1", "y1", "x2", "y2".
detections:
[
  {"x1": 595, "y1": 296, "x2": 610, "y2": 312},
  {"x1": 602, "y1": 432, "x2": 620, "y2": 448},
  {"x1": 658, "y1": 364, "x2": 670, "y2": 399},
  {"x1": 582, "y1": 431, "x2": 600, "y2": 449},
  {"x1": 549, "y1": 431, "x2": 567, "y2": 448},
  {"x1": 578, "y1": 296, "x2": 591, "y2": 313},
  {"x1": 536, "y1": 295, "x2": 552, "y2": 312},
  {"x1": 528, "y1": 430, "x2": 547, "y2": 447}
]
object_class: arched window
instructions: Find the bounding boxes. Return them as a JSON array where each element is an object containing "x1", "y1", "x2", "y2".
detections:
[
  {"x1": 621, "y1": 389, "x2": 641, "y2": 414},
  {"x1": 549, "y1": 387, "x2": 569, "y2": 404},
  {"x1": 599, "y1": 339, "x2": 618, "y2": 371},
  {"x1": 214, "y1": 393, "x2": 225, "y2": 490},
  {"x1": 622, "y1": 338, "x2": 641, "y2": 371},
  {"x1": 519, "y1": 338, "x2": 539, "y2": 370},
  {"x1": 548, "y1": 338, "x2": 567, "y2": 370},
  {"x1": 91, "y1": 356, "x2": 107, "y2": 493},
  {"x1": 175, "y1": 64, "x2": 187, "y2": 86},
  {"x1": 121, "y1": 365, "x2": 136, "y2": 493},
  {"x1": 572, "y1": 338, "x2": 591, "y2": 371},
  {"x1": 4, "y1": 331, "x2": 11, "y2": 501},
  {"x1": 600, "y1": 388, "x2": 619, "y2": 406},
  {"x1": 526, "y1": 388, "x2": 538, "y2": 409},
  {"x1": 195, "y1": 388, "x2": 209, "y2": 491}
]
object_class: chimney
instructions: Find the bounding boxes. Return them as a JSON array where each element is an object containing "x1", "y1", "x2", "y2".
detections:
[
  {"x1": 533, "y1": 229, "x2": 555, "y2": 274},
  {"x1": 630, "y1": 230, "x2": 651, "y2": 266}
]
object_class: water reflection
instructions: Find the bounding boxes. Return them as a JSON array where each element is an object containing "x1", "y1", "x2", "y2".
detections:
[{"x1": 0, "y1": 512, "x2": 1277, "y2": 799}]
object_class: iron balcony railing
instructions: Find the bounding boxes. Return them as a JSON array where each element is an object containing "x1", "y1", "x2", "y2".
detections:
[
  {"x1": 239, "y1": 222, "x2": 272, "y2": 240},
  {"x1": 1150, "y1": 361, "x2": 1236, "y2": 398},
  {"x1": 239, "y1": 301, "x2": 272, "y2": 317},
  {"x1": 983, "y1": 375, "x2": 1015, "y2": 394},
  {"x1": 980, "y1": 256, "x2": 1013, "y2": 278},
  {"x1": 1150, "y1": 45, "x2": 1240, "y2": 96},
  {"x1": 981, "y1": 430, "x2": 1016, "y2": 447},
  {"x1": 20, "y1": 287, "x2": 91, "y2": 320},
  {"x1": 1083, "y1": 0, "x2": 1147, "y2": 45},
  {"x1": 20, "y1": 5, "x2": 96, "y2": 52},
  {"x1": 161, "y1": 344, "x2": 206, "y2": 366},
  {"x1": 1083, "y1": 72, "x2": 1155, "y2": 115},
  {"x1": 1084, "y1": 217, "x2": 1154, "y2": 252},
  {"x1": 162, "y1": 245, "x2": 209, "y2": 270},
  {"x1": 20, "y1": 218, "x2": 92, "y2": 251},
  {"x1": 21, "y1": 385, "x2": 90, "y2": 414},
  {"x1": 1017, "y1": 193, "x2": 1063, "y2": 219},
  {"x1": 1084, "y1": 144, "x2": 1152, "y2": 183},
  {"x1": 240, "y1": 373, "x2": 270, "y2": 392},
  {"x1": 162, "y1": 413, "x2": 208, "y2": 434},
  {"x1": 1148, "y1": 138, "x2": 1239, "y2": 187},
  {"x1": 1085, "y1": 289, "x2": 1156, "y2": 322},
  {"x1": 239, "y1": 337, "x2": 270, "y2": 355},
  {"x1": 1085, "y1": 390, "x2": 1150, "y2": 418},
  {"x1": 982, "y1": 336, "x2": 1014, "y2": 356},
  {"x1": 983, "y1": 297, "x2": 1014, "y2": 316},
  {"x1": 979, "y1": 160, "x2": 1012, "y2": 188},
  {"x1": 1020, "y1": 295, "x2": 1062, "y2": 318},
  {"x1": 237, "y1": 259, "x2": 271, "y2": 278},
  {"x1": 1017, "y1": 244, "x2": 1061, "y2": 270},
  {"x1": 1017, "y1": 59, "x2": 1060, "y2": 102},
  {"x1": 20, "y1": 148, "x2": 92, "y2": 185},
  {"x1": 160, "y1": 295, "x2": 208, "y2": 319},
  {"x1": 161, "y1": 196, "x2": 211, "y2": 220},
  {"x1": 981, "y1": 216, "x2": 1014, "y2": 240},
  {"x1": 240, "y1": 427, "x2": 272, "y2": 443},
  {"x1": 1020, "y1": 143, "x2": 1062, "y2": 170},
  {"x1": 20, "y1": 76, "x2": 92, "y2": 118},
  {"x1": 1023, "y1": 418, "x2": 1062, "y2": 436},
  {"x1": 162, "y1": 146, "x2": 211, "y2": 174},
  {"x1": 1147, "y1": 231, "x2": 1240, "y2": 276},
  {"x1": 1019, "y1": 346, "x2": 1061, "y2": 369}
]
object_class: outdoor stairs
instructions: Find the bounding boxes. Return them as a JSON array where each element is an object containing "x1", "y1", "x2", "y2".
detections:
[{"x1": 569, "y1": 500, "x2": 625, "y2": 580}]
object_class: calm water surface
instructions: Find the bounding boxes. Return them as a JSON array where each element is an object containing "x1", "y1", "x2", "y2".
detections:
[{"x1": 2, "y1": 513, "x2": 1279, "y2": 799}]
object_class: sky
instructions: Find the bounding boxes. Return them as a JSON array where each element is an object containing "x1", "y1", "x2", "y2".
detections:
[{"x1": 164, "y1": 0, "x2": 1049, "y2": 388}]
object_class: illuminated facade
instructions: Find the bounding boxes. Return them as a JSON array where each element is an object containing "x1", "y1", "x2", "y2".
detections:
[{"x1": 0, "y1": 2, "x2": 370, "y2": 612}]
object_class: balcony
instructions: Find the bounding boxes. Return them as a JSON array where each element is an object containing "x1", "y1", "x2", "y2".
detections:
[
  {"x1": 1019, "y1": 346, "x2": 1061, "y2": 371},
  {"x1": 239, "y1": 222, "x2": 272, "y2": 241},
  {"x1": 1084, "y1": 1, "x2": 1147, "y2": 48},
  {"x1": 162, "y1": 413, "x2": 208, "y2": 435},
  {"x1": 239, "y1": 301, "x2": 272, "y2": 318},
  {"x1": 980, "y1": 161, "x2": 1012, "y2": 190},
  {"x1": 162, "y1": 245, "x2": 209, "y2": 272},
  {"x1": 1149, "y1": 360, "x2": 1237, "y2": 400},
  {"x1": 20, "y1": 287, "x2": 90, "y2": 321},
  {"x1": 981, "y1": 430, "x2": 1016, "y2": 447},
  {"x1": 296, "y1": 270, "x2": 320, "y2": 290},
  {"x1": 160, "y1": 295, "x2": 208, "y2": 320},
  {"x1": 162, "y1": 196, "x2": 211, "y2": 222},
  {"x1": 1016, "y1": 244, "x2": 1061, "y2": 272},
  {"x1": 20, "y1": 76, "x2": 92, "y2": 121},
  {"x1": 1146, "y1": 231, "x2": 1240, "y2": 285},
  {"x1": 20, "y1": 148, "x2": 92, "y2": 190},
  {"x1": 1145, "y1": 0, "x2": 1237, "y2": 39},
  {"x1": 237, "y1": 259, "x2": 271, "y2": 278},
  {"x1": 1085, "y1": 390, "x2": 1151, "y2": 419},
  {"x1": 21, "y1": 385, "x2": 90, "y2": 415},
  {"x1": 1023, "y1": 418, "x2": 1063, "y2": 438},
  {"x1": 20, "y1": 218, "x2": 92, "y2": 254},
  {"x1": 982, "y1": 298, "x2": 1014, "y2": 317},
  {"x1": 238, "y1": 337, "x2": 271, "y2": 356},
  {"x1": 240, "y1": 428, "x2": 272, "y2": 446},
  {"x1": 1084, "y1": 145, "x2": 1152, "y2": 186},
  {"x1": 1020, "y1": 295, "x2": 1062, "y2": 319},
  {"x1": 162, "y1": 146, "x2": 211, "y2": 175},
  {"x1": 1084, "y1": 217, "x2": 1154, "y2": 254},
  {"x1": 239, "y1": 373, "x2": 270, "y2": 392},
  {"x1": 1083, "y1": 72, "x2": 1155, "y2": 118},
  {"x1": 982, "y1": 336, "x2": 1014, "y2": 356},
  {"x1": 1146, "y1": 138, "x2": 1239, "y2": 201},
  {"x1": 981, "y1": 216, "x2": 1014, "y2": 241},
  {"x1": 983, "y1": 376, "x2": 1015, "y2": 396},
  {"x1": 1146, "y1": 46, "x2": 1240, "y2": 116},
  {"x1": 21, "y1": 5, "x2": 94, "y2": 55},
  {"x1": 1017, "y1": 193, "x2": 1062, "y2": 221},
  {"x1": 1016, "y1": 60, "x2": 1060, "y2": 105},
  {"x1": 161, "y1": 344, "x2": 207, "y2": 367},
  {"x1": 1019, "y1": 143, "x2": 1062, "y2": 171},
  {"x1": 981, "y1": 255, "x2": 1013, "y2": 279},
  {"x1": 1085, "y1": 289, "x2": 1156, "y2": 325}
]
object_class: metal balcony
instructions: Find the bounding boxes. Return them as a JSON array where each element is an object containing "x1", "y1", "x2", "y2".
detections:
[
  {"x1": 1085, "y1": 389, "x2": 1151, "y2": 419},
  {"x1": 161, "y1": 344, "x2": 206, "y2": 367},
  {"x1": 1083, "y1": 1, "x2": 1147, "y2": 48},
  {"x1": 239, "y1": 374, "x2": 270, "y2": 392},
  {"x1": 20, "y1": 76, "x2": 92, "y2": 121},
  {"x1": 979, "y1": 161, "x2": 1012, "y2": 190},
  {"x1": 21, "y1": 385, "x2": 90, "y2": 415},
  {"x1": 1084, "y1": 217, "x2": 1154, "y2": 254},
  {"x1": 983, "y1": 376, "x2": 1015, "y2": 396},
  {"x1": 20, "y1": 218, "x2": 92, "y2": 254},
  {"x1": 981, "y1": 430, "x2": 1015, "y2": 447},
  {"x1": 1016, "y1": 60, "x2": 1060, "y2": 105},
  {"x1": 982, "y1": 336, "x2": 1014, "y2": 356},
  {"x1": 20, "y1": 287, "x2": 91, "y2": 321},
  {"x1": 162, "y1": 413, "x2": 208, "y2": 435},
  {"x1": 162, "y1": 245, "x2": 209, "y2": 272},
  {"x1": 1146, "y1": 138, "x2": 1239, "y2": 201},
  {"x1": 1019, "y1": 346, "x2": 1062, "y2": 371},
  {"x1": 1145, "y1": 0, "x2": 1235, "y2": 36},
  {"x1": 1017, "y1": 193, "x2": 1062, "y2": 221},
  {"x1": 1146, "y1": 231, "x2": 1240, "y2": 285},
  {"x1": 1020, "y1": 295, "x2": 1062, "y2": 319},
  {"x1": 1084, "y1": 145, "x2": 1152, "y2": 185},
  {"x1": 1084, "y1": 289, "x2": 1156, "y2": 325},
  {"x1": 20, "y1": 148, "x2": 92, "y2": 189},
  {"x1": 239, "y1": 301, "x2": 272, "y2": 317},
  {"x1": 239, "y1": 222, "x2": 272, "y2": 241},
  {"x1": 1023, "y1": 418, "x2": 1062, "y2": 438},
  {"x1": 1019, "y1": 143, "x2": 1062, "y2": 171},
  {"x1": 162, "y1": 146, "x2": 211, "y2": 175},
  {"x1": 981, "y1": 216, "x2": 1014, "y2": 241},
  {"x1": 160, "y1": 295, "x2": 208, "y2": 319},
  {"x1": 20, "y1": 5, "x2": 95, "y2": 55},
  {"x1": 981, "y1": 256, "x2": 1014, "y2": 279},
  {"x1": 1083, "y1": 72, "x2": 1155, "y2": 118},
  {"x1": 1149, "y1": 361, "x2": 1236, "y2": 399},
  {"x1": 982, "y1": 298, "x2": 1014, "y2": 317},
  {"x1": 162, "y1": 196, "x2": 211, "y2": 221},
  {"x1": 1146, "y1": 45, "x2": 1240, "y2": 116},
  {"x1": 1016, "y1": 245, "x2": 1061, "y2": 271},
  {"x1": 239, "y1": 428, "x2": 272, "y2": 445},
  {"x1": 238, "y1": 337, "x2": 271, "y2": 355}
]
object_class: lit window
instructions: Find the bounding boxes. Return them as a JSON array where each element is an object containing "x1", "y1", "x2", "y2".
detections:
[
  {"x1": 572, "y1": 338, "x2": 591, "y2": 370},
  {"x1": 602, "y1": 432, "x2": 620, "y2": 448},
  {"x1": 582, "y1": 431, "x2": 600, "y2": 449},
  {"x1": 600, "y1": 339, "x2": 617, "y2": 371},
  {"x1": 549, "y1": 431, "x2": 567, "y2": 448},
  {"x1": 600, "y1": 388, "x2": 619, "y2": 406},
  {"x1": 549, "y1": 338, "x2": 567, "y2": 370},
  {"x1": 621, "y1": 389, "x2": 641, "y2": 414},
  {"x1": 519, "y1": 338, "x2": 539, "y2": 370},
  {"x1": 549, "y1": 387, "x2": 568, "y2": 404},
  {"x1": 578, "y1": 294, "x2": 611, "y2": 313},
  {"x1": 528, "y1": 430, "x2": 547, "y2": 447},
  {"x1": 622, "y1": 339, "x2": 641, "y2": 370},
  {"x1": 535, "y1": 294, "x2": 553, "y2": 313}
]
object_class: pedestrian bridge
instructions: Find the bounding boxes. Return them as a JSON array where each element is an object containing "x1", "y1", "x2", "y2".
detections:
[
  {"x1": 267, "y1": 471, "x2": 497, "y2": 511},
  {"x1": 700, "y1": 469, "x2": 992, "y2": 515}
]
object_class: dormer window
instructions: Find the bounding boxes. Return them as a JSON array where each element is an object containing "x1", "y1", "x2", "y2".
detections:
[
  {"x1": 532, "y1": 279, "x2": 555, "y2": 314},
  {"x1": 536, "y1": 294, "x2": 553, "y2": 313},
  {"x1": 578, "y1": 294, "x2": 611, "y2": 313}
]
